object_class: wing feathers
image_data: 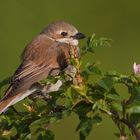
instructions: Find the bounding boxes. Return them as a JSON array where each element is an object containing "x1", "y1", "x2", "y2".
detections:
[
  {"x1": 0, "y1": 35, "x2": 72, "y2": 114},
  {"x1": 0, "y1": 88, "x2": 37, "y2": 113}
]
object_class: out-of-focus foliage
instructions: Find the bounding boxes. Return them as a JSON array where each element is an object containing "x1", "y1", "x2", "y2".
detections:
[{"x1": 1, "y1": 34, "x2": 140, "y2": 140}]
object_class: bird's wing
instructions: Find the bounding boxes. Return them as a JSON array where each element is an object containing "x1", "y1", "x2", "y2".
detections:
[
  {"x1": 4, "y1": 35, "x2": 58, "y2": 98},
  {"x1": 4, "y1": 61, "x2": 51, "y2": 98},
  {"x1": 0, "y1": 35, "x2": 67, "y2": 113}
]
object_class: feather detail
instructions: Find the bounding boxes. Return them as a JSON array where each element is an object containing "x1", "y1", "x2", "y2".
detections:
[{"x1": 0, "y1": 88, "x2": 37, "y2": 113}]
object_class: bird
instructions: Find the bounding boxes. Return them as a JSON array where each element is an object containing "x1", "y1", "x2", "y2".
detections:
[{"x1": 0, "y1": 21, "x2": 85, "y2": 114}]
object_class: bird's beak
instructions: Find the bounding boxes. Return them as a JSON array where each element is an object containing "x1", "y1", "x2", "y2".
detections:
[{"x1": 72, "y1": 32, "x2": 86, "y2": 40}]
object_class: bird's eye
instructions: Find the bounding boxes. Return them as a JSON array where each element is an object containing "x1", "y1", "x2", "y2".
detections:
[{"x1": 61, "y1": 32, "x2": 68, "y2": 36}]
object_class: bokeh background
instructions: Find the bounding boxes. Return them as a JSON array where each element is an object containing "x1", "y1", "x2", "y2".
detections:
[{"x1": 0, "y1": 0, "x2": 140, "y2": 139}]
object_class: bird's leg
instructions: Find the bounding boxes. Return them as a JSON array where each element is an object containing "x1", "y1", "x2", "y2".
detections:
[
  {"x1": 39, "y1": 65, "x2": 77, "y2": 95},
  {"x1": 42, "y1": 80, "x2": 62, "y2": 93},
  {"x1": 63, "y1": 65, "x2": 77, "y2": 83},
  {"x1": 31, "y1": 80, "x2": 62, "y2": 103}
]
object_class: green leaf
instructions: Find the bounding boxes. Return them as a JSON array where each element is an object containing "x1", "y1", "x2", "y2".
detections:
[
  {"x1": 62, "y1": 109, "x2": 71, "y2": 118},
  {"x1": 72, "y1": 85, "x2": 87, "y2": 96},
  {"x1": 92, "y1": 102, "x2": 98, "y2": 111},
  {"x1": 81, "y1": 34, "x2": 111, "y2": 55},
  {"x1": 76, "y1": 115, "x2": 102, "y2": 139},
  {"x1": 65, "y1": 87, "x2": 73, "y2": 107},
  {"x1": 85, "y1": 63, "x2": 102, "y2": 75},
  {"x1": 127, "y1": 86, "x2": 140, "y2": 105},
  {"x1": 129, "y1": 113, "x2": 140, "y2": 124},
  {"x1": 92, "y1": 114, "x2": 102, "y2": 125},
  {"x1": 45, "y1": 130, "x2": 55, "y2": 140},
  {"x1": 106, "y1": 94, "x2": 121, "y2": 102},
  {"x1": 30, "y1": 117, "x2": 49, "y2": 127},
  {"x1": 89, "y1": 84, "x2": 105, "y2": 100},
  {"x1": 73, "y1": 100, "x2": 92, "y2": 116},
  {"x1": 87, "y1": 34, "x2": 112, "y2": 49},
  {"x1": 109, "y1": 102, "x2": 123, "y2": 113},
  {"x1": 49, "y1": 116, "x2": 59, "y2": 123},
  {"x1": 91, "y1": 66, "x2": 102, "y2": 75},
  {"x1": 37, "y1": 130, "x2": 54, "y2": 140},
  {"x1": 20, "y1": 132, "x2": 31, "y2": 140},
  {"x1": 97, "y1": 77, "x2": 114, "y2": 91},
  {"x1": 76, "y1": 117, "x2": 93, "y2": 137},
  {"x1": 105, "y1": 71, "x2": 120, "y2": 76},
  {"x1": 126, "y1": 105, "x2": 140, "y2": 114}
]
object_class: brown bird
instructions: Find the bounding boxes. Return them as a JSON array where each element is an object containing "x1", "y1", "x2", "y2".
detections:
[{"x1": 0, "y1": 21, "x2": 85, "y2": 114}]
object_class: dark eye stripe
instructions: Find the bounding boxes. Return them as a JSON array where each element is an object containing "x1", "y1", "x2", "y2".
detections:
[{"x1": 61, "y1": 32, "x2": 68, "y2": 36}]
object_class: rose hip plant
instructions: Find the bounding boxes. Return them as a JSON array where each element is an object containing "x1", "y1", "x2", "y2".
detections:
[{"x1": 0, "y1": 34, "x2": 140, "y2": 140}]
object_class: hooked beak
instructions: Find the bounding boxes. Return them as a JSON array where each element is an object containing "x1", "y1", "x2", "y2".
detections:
[{"x1": 72, "y1": 32, "x2": 86, "y2": 40}]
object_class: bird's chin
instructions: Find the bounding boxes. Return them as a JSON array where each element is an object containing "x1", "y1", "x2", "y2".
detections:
[
  {"x1": 70, "y1": 39, "x2": 79, "y2": 46},
  {"x1": 56, "y1": 38, "x2": 79, "y2": 46}
]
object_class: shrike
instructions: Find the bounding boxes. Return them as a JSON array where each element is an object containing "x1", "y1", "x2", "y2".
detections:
[{"x1": 0, "y1": 21, "x2": 85, "y2": 114}]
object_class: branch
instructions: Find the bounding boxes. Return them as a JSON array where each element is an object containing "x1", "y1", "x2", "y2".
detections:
[
  {"x1": 100, "y1": 108, "x2": 140, "y2": 140},
  {"x1": 120, "y1": 119, "x2": 140, "y2": 140}
]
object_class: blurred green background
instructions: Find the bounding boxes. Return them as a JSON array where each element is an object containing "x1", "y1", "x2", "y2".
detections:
[{"x1": 0, "y1": 0, "x2": 140, "y2": 139}]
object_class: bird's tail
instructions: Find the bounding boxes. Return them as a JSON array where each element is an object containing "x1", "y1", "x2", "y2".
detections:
[
  {"x1": 0, "y1": 95, "x2": 17, "y2": 114},
  {"x1": 0, "y1": 88, "x2": 37, "y2": 114}
]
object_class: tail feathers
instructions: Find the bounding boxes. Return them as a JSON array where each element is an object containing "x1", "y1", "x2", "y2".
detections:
[
  {"x1": 0, "y1": 88, "x2": 37, "y2": 114},
  {"x1": 0, "y1": 96, "x2": 17, "y2": 114}
]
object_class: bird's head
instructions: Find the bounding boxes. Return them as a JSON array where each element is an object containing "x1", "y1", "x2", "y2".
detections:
[{"x1": 41, "y1": 21, "x2": 85, "y2": 46}]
